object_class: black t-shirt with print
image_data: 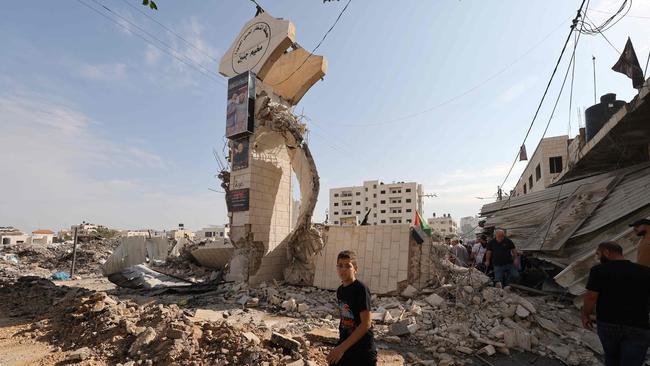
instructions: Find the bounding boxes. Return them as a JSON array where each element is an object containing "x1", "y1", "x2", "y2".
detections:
[{"x1": 336, "y1": 280, "x2": 376, "y2": 357}]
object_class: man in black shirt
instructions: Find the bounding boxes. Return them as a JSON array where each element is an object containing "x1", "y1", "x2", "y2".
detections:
[
  {"x1": 326, "y1": 250, "x2": 376, "y2": 366},
  {"x1": 485, "y1": 229, "x2": 519, "y2": 286},
  {"x1": 584, "y1": 241, "x2": 650, "y2": 366}
]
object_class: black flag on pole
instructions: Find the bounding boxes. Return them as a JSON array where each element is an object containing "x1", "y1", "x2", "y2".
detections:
[{"x1": 612, "y1": 37, "x2": 645, "y2": 89}]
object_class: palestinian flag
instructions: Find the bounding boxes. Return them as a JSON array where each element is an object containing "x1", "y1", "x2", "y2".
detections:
[{"x1": 414, "y1": 211, "x2": 433, "y2": 236}]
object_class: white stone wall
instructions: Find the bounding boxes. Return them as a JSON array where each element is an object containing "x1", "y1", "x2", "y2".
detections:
[{"x1": 313, "y1": 225, "x2": 410, "y2": 294}]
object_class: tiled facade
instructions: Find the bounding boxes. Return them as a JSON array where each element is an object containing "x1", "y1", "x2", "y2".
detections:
[
  {"x1": 427, "y1": 215, "x2": 458, "y2": 237},
  {"x1": 313, "y1": 225, "x2": 411, "y2": 294}
]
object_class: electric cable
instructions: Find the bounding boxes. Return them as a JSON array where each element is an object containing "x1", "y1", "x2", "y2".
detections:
[{"x1": 269, "y1": 0, "x2": 352, "y2": 86}]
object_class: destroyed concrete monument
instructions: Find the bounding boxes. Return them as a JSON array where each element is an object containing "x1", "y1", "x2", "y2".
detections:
[{"x1": 219, "y1": 11, "x2": 327, "y2": 285}]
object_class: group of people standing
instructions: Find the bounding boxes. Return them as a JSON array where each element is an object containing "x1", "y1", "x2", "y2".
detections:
[{"x1": 447, "y1": 228, "x2": 521, "y2": 287}]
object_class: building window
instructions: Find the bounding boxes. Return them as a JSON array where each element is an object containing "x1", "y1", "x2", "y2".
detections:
[
  {"x1": 380, "y1": 200, "x2": 386, "y2": 204},
  {"x1": 334, "y1": 203, "x2": 339, "y2": 206},
  {"x1": 334, "y1": 193, "x2": 339, "y2": 197},
  {"x1": 549, "y1": 156, "x2": 563, "y2": 174},
  {"x1": 535, "y1": 164, "x2": 541, "y2": 181},
  {"x1": 373, "y1": 203, "x2": 377, "y2": 208},
  {"x1": 333, "y1": 211, "x2": 339, "y2": 215},
  {"x1": 365, "y1": 197, "x2": 368, "y2": 201},
  {"x1": 334, "y1": 221, "x2": 339, "y2": 224},
  {"x1": 405, "y1": 188, "x2": 411, "y2": 192},
  {"x1": 406, "y1": 209, "x2": 412, "y2": 213},
  {"x1": 356, "y1": 211, "x2": 361, "y2": 215},
  {"x1": 406, "y1": 219, "x2": 412, "y2": 223},
  {"x1": 373, "y1": 194, "x2": 376, "y2": 198},
  {"x1": 365, "y1": 187, "x2": 368, "y2": 192},
  {"x1": 356, "y1": 201, "x2": 361, "y2": 205},
  {"x1": 373, "y1": 213, "x2": 377, "y2": 217},
  {"x1": 529, "y1": 175, "x2": 533, "y2": 189},
  {"x1": 373, "y1": 184, "x2": 377, "y2": 189},
  {"x1": 381, "y1": 220, "x2": 386, "y2": 223},
  {"x1": 523, "y1": 184, "x2": 527, "y2": 194},
  {"x1": 380, "y1": 190, "x2": 386, "y2": 194},
  {"x1": 380, "y1": 210, "x2": 386, "y2": 213},
  {"x1": 405, "y1": 199, "x2": 411, "y2": 203},
  {"x1": 356, "y1": 192, "x2": 360, "y2": 196}
]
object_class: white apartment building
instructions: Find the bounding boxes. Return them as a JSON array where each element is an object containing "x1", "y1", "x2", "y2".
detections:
[
  {"x1": 0, "y1": 226, "x2": 29, "y2": 245},
  {"x1": 31, "y1": 229, "x2": 54, "y2": 245},
  {"x1": 329, "y1": 180, "x2": 423, "y2": 226},
  {"x1": 427, "y1": 214, "x2": 458, "y2": 237},
  {"x1": 513, "y1": 136, "x2": 570, "y2": 197}
]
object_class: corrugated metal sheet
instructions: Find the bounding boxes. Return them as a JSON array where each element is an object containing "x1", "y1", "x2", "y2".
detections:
[{"x1": 573, "y1": 164, "x2": 650, "y2": 236}]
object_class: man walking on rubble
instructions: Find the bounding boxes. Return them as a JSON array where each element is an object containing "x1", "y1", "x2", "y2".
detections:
[
  {"x1": 485, "y1": 229, "x2": 519, "y2": 286},
  {"x1": 583, "y1": 241, "x2": 650, "y2": 366},
  {"x1": 327, "y1": 250, "x2": 376, "y2": 365},
  {"x1": 631, "y1": 218, "x2": 650, "y2": 267},
  {"x1": 471, "y1": 235, "x2": 489, "y2": 272},
  {"x1": 449, "y1": 239, "x2": 469, "y2": 267}
]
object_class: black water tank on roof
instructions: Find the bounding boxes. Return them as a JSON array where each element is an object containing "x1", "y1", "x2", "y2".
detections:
[{"x1": 585, "y1": 93, "x2": 625, "y2": 142}]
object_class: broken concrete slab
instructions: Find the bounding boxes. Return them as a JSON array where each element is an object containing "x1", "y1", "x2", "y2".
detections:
[{"x1": 270, "y1": 332, "x2": 301, "y2": 352}]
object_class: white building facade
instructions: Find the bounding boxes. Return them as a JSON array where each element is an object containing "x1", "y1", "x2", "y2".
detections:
[
  {"x1": 329, "y1": 180, "x2": 424, "y2": 226},
  {"x1": 196, "y1": 225, "x2": 230, "y2": 240},
  {"x1": 427, "y1": 214, "x2": 458, "y2": 237},
  {"x1": 513, "y1": 136, "x2": 570, "y2": 197}
]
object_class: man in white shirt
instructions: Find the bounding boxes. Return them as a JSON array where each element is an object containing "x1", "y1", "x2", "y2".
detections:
[{"x1": 471, "y1": 235, "x2": 488, "y2": 271}]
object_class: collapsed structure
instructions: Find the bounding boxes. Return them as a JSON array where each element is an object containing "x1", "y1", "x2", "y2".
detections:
[{"x1": 481, "y1": 78, "x2": 650, "y2": 295}]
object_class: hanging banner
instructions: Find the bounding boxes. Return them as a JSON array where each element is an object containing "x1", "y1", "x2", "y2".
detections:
[
  {"x1": 231, "y1": 137, "x2": 250, "y2": 171},
  {"x1": 226, "y1": 71, "x2": 255, "y2": 139},
  {"x1": 227, "y1": 188, "x2": 250, "y2": 212}
]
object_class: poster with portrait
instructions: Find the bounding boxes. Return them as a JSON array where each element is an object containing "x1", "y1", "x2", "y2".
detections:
[
  {"x1": 226, "y1": 71, "x2": 255, "y2": 139},
  {"x1": 231, "y1": 137, "x2": 249, "y2": 171},
  {"x1": 227, "y1": 188, "x2": 250, "y2": 212}
]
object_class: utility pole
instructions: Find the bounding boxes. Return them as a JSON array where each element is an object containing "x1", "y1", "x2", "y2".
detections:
[
  {"x1": 70, "y1": 226, "x2": 78, "y2": 277},
  {"x1": 592, "y1": 55, "x2": 597, "y2": 104}
]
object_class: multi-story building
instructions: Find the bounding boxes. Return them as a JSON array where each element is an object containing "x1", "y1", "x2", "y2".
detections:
[
  {"x1": 427, "y1": 213, "x2": 458, "y2": 237},
  {"x1": 329, "y1": 180, "x2": 423, "y2": 226},
  {"x1": 459, "y1": 216, "x2": 480, "y2": 240},
  {"x1": 512, "y1": 136, "x2": 570, "y2": 197}
]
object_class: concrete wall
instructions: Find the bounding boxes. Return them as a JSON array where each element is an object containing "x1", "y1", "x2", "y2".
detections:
[{"x1": 313, "y1": 224, "x2": 410, "y2": 294}]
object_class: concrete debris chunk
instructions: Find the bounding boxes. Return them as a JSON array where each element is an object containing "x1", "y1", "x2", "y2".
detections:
[
  {"x1": 424, "y1": 293, "x2": 445, "y2": 307},
  {"x1": 282, "y1": 298, "x2": 297, "y2": 312},
  {"x1": 389, "y1": 318, "x2": 419, "y2": 337},
  {"x1": 242, "y1": 332, "x2": 261, "y2": 345},
  {"x1": 401, "y1": 285, "x2": 418, "y2": 298},
  {"x1": 128, "y1": 327, "x2": 157, "y2": 356},
  {"x1": 479, "y1": 344, "x2": 496, "y2": 356},
  {"x1": 66, "y1": 347, "x2": 93, "y2": 362},
  {"x1": 515, "y1": 304, "x2": 530, "y2": 318},
  {"x1": 270, "y1": 332, "x2": 301, "y2": 351},
  {"x1": 306, "y1": 328, "x2": 338, "y2": 345}
]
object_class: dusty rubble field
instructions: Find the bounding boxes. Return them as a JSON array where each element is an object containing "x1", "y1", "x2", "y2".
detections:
[{"x1": 0, "y1": 240, "x2": 604, "y2": 365}]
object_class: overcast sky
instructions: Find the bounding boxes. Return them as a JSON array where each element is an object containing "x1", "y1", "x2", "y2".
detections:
[{"x1": 1, "y1": 0, "x2": 649, "y2": 232}]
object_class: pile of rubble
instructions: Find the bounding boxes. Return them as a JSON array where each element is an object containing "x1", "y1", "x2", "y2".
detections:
[
  {"x1": 0, "y1": 277, "x2": 327, "y2": 365},
  {"x1": 0, "y1": 238, "x2": 121, "y2": 280},
  {"x1": 212, "y1": 265, "x2": 602, "y2": 366}
]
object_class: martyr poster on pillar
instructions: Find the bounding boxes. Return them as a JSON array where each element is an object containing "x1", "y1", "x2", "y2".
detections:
[{"x1": 226, "y1": 71, "x2": 255, "y2": 139}]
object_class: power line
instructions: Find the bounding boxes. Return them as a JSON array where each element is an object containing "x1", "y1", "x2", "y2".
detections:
[
  {"x1": 497, "y1": 0, "x2": 588, "y2": 193},
  {"x1": 269, "y1": 0, "x2": 352, "y2": 86},
  {"x1": 333, "y1": 18, "x2": 571, "y2": 127},
  {"x1": 118, "y1": 0, "x2": 221, "y2": 65},
  {"x1": 590, "y1": 7, "x2": 650, "y2": 19},
  {"x1": 76, "y1": 0, "x2": 225, "y2": 85},
  {"x1": 584, "y1": 14, "x2": 621, "y2": 55}
]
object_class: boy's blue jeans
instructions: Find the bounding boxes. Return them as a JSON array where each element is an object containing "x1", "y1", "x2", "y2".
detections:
[
  {"x1": 597, "y1": 321, "x2": 650, "y2": 366},
  {"x1": 493, "y1": 263, "x2": 519, "y2": 286}
]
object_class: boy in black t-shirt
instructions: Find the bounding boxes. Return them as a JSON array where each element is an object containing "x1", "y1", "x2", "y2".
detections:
[{"x1": 326, "y1": 250, "x2": 377, "y2": 366}]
